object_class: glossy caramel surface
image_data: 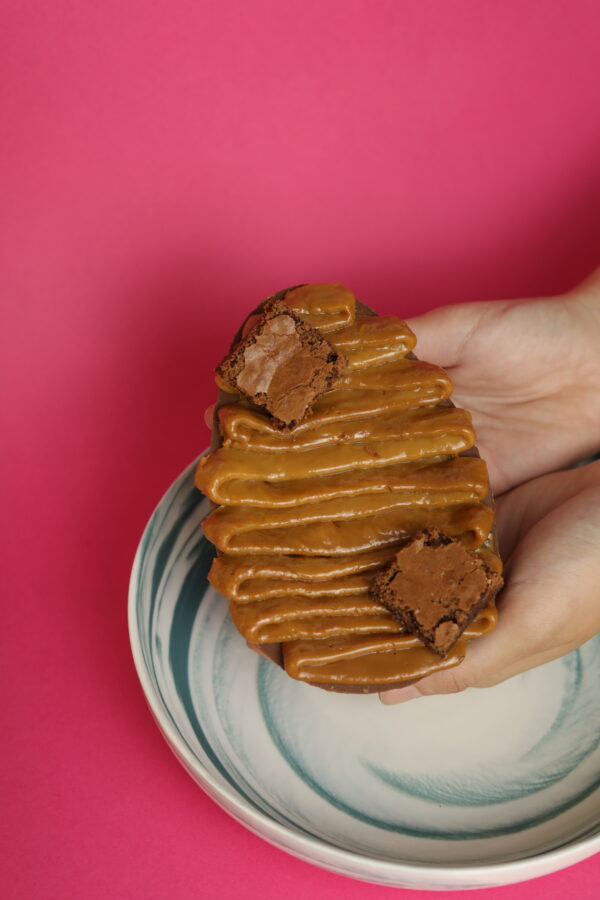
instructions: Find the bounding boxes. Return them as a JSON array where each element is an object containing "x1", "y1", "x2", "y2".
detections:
[{"x1": 196, "y1": 283, "x2": 500, "y2": 687}]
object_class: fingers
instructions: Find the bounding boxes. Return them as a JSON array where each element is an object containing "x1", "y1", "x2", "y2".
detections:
[
  {"x1": 405, "y1": 301, "x2": 497, "y2": 369},
  {"x1": 494, "y1": 460, "x2": 600, "y2": 560},
  {"x1": 379, "y1": 624, "x2": 528, "y2": 705},
  {"x1": 204, "y1": 403, "x2": 215, "y2": 428},
  {"x1": 378, "y1": 580, "x2": 567, "y2": 706}
]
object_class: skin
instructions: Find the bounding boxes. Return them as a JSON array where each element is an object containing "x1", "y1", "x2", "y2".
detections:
[{"x1": 382, "y1": 269, "x2": 600, "y2": 703}]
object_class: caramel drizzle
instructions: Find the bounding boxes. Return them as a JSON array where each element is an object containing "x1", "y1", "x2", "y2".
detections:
[
  {"x1": 231, "y1": 595, "x2": 498, "y2": 645},
  {"x1": 197, "y1": 283, "x2": 499, "y2": 686},
  {"x1": 202, "y1": 501, "x2": 494, "y2": 556}
]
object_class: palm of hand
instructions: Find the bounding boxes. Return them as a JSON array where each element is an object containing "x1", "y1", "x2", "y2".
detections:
[{"x1": 414, "y1": 295, "x2": 600, "y2": 494}]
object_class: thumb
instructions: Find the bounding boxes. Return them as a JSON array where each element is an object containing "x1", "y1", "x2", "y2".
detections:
[
  {"x1": 406, "y1": 301, "x2": 496, "y2": 369},
  {"x1": 574, "y1": 265, "x2": 600, "y2": 295}
]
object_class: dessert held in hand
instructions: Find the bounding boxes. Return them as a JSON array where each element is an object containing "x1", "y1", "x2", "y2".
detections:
[{"x1": 196, "y1": 283, "x2": 503, "y2": 693}]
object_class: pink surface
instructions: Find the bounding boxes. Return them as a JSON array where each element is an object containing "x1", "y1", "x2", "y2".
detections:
[{"x1": 3, "y1": 1, "x2": 600, "y2": 898}]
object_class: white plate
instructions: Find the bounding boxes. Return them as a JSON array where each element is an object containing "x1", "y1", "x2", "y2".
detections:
[{"x1": 128, "y1": 458, "x2": 600, "y2": 891}]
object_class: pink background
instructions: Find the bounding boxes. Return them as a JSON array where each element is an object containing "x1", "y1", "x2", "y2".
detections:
[{"x1": 3, "y1": 1, "x2": 600, "y2": 898}]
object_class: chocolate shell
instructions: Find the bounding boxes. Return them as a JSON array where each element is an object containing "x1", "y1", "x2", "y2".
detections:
[{"x1": 197, "y1": 285, "x2": 502, "y2": 693}]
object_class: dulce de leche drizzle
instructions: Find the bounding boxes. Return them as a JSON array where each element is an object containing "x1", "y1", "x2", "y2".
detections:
[{"x1": 196, "y1": 284, "x2": 500, "y2": 690}]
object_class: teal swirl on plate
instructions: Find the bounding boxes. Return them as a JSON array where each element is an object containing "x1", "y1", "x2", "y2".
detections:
[{"x1": 129, "y1": 458, "x2": 600, "y2": 890}]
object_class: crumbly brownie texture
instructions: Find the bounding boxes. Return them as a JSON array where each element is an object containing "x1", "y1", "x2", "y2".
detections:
[
  {"x1": 370, "y1": 529, "x2": 503, "y2": 657},
  {"x1": 216, "y1": 299, "x2": 347, "y2": 428}
]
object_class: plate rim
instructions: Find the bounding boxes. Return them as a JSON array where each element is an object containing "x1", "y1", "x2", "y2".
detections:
[{"x1": 128, "y1": 456, "x2": 600, "y2": 887}]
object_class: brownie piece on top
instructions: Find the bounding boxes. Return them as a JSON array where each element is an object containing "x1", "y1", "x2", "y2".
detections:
[
  {"x1": 216, "y1": 298, "x2": 346, "y2": 428},
  {"x1": 371, "y1": 529, "x2": 503, "y2": 657}
]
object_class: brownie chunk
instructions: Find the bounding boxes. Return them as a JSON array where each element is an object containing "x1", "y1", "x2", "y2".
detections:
[
  {"x1": 216, "y1": 299, "x2": 346, "y2": 428},
  {"x1": 370, "y1": 529, "x2": 503, "y2": 656}
]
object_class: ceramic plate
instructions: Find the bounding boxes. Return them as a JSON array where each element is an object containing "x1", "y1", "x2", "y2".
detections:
[{"x1": 129, "y1": 458, "x2": 600, "y2": 891}]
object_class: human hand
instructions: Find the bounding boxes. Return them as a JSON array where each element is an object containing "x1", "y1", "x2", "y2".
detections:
[
  {"x1": 381, "y1": 458, "x2": 600, "y2": 703},
  {"x1": 381, "y1": 271, "x2": 600, "y2": 703},
  {"x1": 404, "y1": 269, "x2": 600, "y2": 494}
]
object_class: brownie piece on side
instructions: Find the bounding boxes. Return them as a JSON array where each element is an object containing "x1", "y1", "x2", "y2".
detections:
[
  {"x1": 216, "y1": 298, "x2": 346, "y2": 428},
  {"x1": 370, "y1": 529, "x2": 503, "y2": 657}
]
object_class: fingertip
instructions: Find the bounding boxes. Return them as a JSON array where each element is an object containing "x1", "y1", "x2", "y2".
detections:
[
  {"x1": 379, "y1": 685, "x2": 423, "y2": 705},
  {"x1": 204, "y1": 404, "x2": 216, "y2": 428},
  {"x1": 406, "y1": 300, "x2": 495, "y2": 370},
  {"x1": 404, "y1": 305, "x2": 470, "y2": 368}
]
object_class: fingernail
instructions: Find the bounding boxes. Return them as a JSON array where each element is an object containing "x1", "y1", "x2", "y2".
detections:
[
  {"x1": 204, "y1": 404, "x2": 215, "y2": 428},
  {"x1": 379, "y1": 686, "x2": 423, "y2": 705}
]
